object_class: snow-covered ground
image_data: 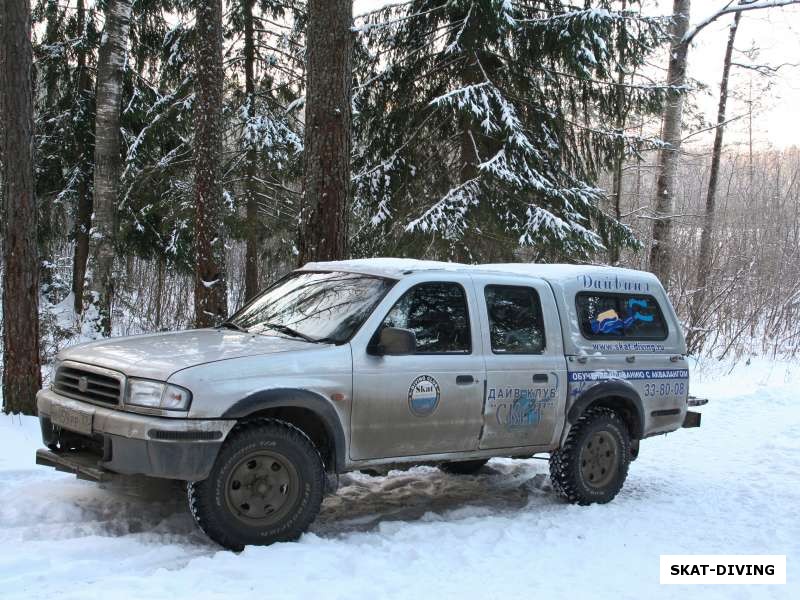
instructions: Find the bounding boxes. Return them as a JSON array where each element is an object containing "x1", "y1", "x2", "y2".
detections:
[{"x1": 1, "y1": 358, "x2": 797, "y2": 599}]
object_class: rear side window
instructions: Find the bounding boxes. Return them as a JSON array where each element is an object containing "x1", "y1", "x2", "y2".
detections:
[
  {"x1": 576, "y1": 292, "x2": 668, "y2": 340},
  {"x1": 485, "y1": 285, "x2": 545, "y2": 354},
  {"x1": 381, "y1": 282, "x2": 471, "y2": 353}
]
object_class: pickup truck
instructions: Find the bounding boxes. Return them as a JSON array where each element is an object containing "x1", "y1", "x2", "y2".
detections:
[{"x1": 36, "y1": 259, "x2": 703, "y2": 550}]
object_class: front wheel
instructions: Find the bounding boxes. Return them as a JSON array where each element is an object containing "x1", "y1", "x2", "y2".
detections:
[
  {"x1": 188, "y1": 419, "x2": 325, "y2": 550},
  {"x1": 549, "y1": 407, "x2": 631, "y2": 505}
]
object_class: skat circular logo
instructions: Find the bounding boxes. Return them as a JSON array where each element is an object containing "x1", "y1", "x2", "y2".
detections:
[{"x1": 408, "y1": 375, "x2": 440, "y2": 417}]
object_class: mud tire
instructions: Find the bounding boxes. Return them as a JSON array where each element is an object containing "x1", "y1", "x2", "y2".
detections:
[
  {"x1": 549, "y1": 407, "x2": 631, "y2": 505},
  {"x1": 188, "y1": 419, "x2": 324, "y2": 550}
]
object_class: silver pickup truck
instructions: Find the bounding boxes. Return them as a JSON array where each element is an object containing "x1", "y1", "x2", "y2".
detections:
[{"x1": 36, "y1": 259, "x2": 703, "y2": 550}]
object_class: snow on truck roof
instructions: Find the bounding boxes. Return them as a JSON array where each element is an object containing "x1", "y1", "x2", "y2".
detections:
[{"x1": 300, "y1": 258, "x2": 660, "y2": 286}]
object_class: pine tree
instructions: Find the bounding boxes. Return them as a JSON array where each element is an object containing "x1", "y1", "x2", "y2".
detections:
[
  {"x1": 193, "y1": 0, "x2": 228, "y2": 326},
  {"x1": 2, "y1": 0, "x2": 42, "y2": 414},
  {"x1": 352, "y1": 0, "x2": 670, "y2": 262},
  {"x1": 298, "y1": 0, "x2": 354, "y2": 264}
]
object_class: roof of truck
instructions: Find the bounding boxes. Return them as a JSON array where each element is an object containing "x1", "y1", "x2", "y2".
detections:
[{"x1": 300, "y1": 258, "x2": 660, "y2": 285}]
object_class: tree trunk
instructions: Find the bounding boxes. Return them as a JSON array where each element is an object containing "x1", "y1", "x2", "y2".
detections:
[
  {"x1": 298, "y1": 0, "x2": 353, "y2": 265},
  {"x1": 92, "y1": 0, "x2": 132, "y2": 335},
  {"x1": 456, "y1": 49, "x2": 480, "y2": 262},
  {"x1": 71, "y1": 0, "x2": 93, "y2": 314},
  {"x1": 243, "y1": 0, "x2": 261, "y2": 300},
  {"x1": 455, "y1": 49, "x2": 511, "y2": 263},
  {"x1": 38, "y1": 1, "x2": 63, "y2": 283},
  {"x1": 648, "y1": 0, "x2": 691, "y2": 286},
  {"x1": 155, "y1": 253, "x2": 165, "y2": 330},
  {"x1": 1, "y1": 0, "x2": 41, "y2": 415},
  {"x1": 687, "y1": 11, "x2": 740, "y2": 351},
  {"x1": 193, "y1": 0, "x2": 228, "y2": 327},
  {"x1": 609, "y1": 1, "x2": 628, "y2": 265},
  {"x1": 609, "y1": 150, "x2": 624, "y2": 264},
  {"x1": 41, "y1": 1, "x2": 62, "y2": 111}
]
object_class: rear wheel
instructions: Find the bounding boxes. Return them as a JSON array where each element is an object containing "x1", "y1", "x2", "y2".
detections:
[
  {"x1": 549, "y1": 407, "x2": 631, "y2": 505},
  {"x1": 188, "y1": 419, "x2": 324, "y2": 550},
  {"x1": 439, "y1": 459, "x2": 489, "y2": 475}
]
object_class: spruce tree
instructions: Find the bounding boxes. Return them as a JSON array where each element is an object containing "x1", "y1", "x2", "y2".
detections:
[
  {"x1": 225, "y1": 0, "x2": 304, "y2": 299},
  {"x1": 352, "y1": 0, "x2": 670, "y2": 262},
  {"x1": 32, "y1": 0, "x2": 100, "y2": 310}
]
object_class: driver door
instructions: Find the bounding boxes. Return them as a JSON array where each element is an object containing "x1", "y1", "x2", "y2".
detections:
[{"x1": 350, "y1": 278, "x2": 485, "y2": 460}]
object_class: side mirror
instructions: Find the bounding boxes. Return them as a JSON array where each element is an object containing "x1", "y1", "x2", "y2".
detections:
[{"x1": 372, "y1": 327, "x2": 416, "y2": 356}]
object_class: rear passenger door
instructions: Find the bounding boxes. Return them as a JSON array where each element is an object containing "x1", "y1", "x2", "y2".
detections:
[{"x1": 472, "y1": 275, "x2": 568, "y2": 450}]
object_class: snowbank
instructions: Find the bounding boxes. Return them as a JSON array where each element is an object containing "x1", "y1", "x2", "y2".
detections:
[{"x1": 1, "y1": 358, "x2": 797, "y2": 599}]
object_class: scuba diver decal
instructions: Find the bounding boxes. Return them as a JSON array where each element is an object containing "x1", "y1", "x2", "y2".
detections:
[{"x1": 590, "y1": 298, "x2": 655, "y2": 335}]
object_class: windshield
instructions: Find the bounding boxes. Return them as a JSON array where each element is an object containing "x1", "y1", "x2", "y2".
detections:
[{"x1": 228, "y1": 271, "x2": 395, "y2": 344}]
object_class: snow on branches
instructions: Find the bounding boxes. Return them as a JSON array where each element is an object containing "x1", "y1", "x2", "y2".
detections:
[{"x1": 351, "y1": 0, "x2": 671, "y2": 260}]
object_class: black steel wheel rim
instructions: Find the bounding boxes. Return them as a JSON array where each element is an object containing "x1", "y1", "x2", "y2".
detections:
[
  {"x1": 224, "y1": 450, "x2": 300, "y2": 527},
  {"x1": 579, "y1": 430, "x2": 619, "y2": 489}
]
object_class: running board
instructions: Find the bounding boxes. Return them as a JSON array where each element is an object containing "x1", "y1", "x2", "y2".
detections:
[{"x1": 36, "y1": 448, "x2": 115, "y2": 483}]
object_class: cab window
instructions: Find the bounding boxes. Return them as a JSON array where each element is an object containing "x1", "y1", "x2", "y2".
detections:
[
  {"x1": 380, "y1": 282, "x2": 471, "y2": 353},
  {"x1": 485, "y1": 285, "x2": 545, "y2": 354},
  {"x1": 576, "y1": 292, "x2": 668, "y2": 340}
]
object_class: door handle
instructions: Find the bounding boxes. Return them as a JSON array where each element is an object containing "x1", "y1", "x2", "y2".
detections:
[
  {"x1": 625, "y1": 355, "x2": 636, "y2": 363},
  {"x1": 532, "y1": 373, "x2": 549, "y2": 383},
  {"x1": 456, "y1": 375, "x2": 474, "y2": 385},
  {"x1": 670, "y1": 355, "x2": 682, "y2": 363}
]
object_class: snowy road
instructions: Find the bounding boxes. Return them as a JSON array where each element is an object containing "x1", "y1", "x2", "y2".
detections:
[{"x1": 1, "y1": 358, "x2": 798, "y2": 599}]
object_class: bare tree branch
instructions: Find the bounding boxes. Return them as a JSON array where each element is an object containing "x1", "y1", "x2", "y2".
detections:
[{"x1": 684, "y1": 0, "x2": 800, "y2": 46}]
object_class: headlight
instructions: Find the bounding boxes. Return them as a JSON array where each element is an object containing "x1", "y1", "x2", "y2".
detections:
[
  {"x1": 50, "y1": 359, "x2": 63, "y2": 387},
  {"x1": 126, "y1": 379, "x2": 192, "y2": 411}
]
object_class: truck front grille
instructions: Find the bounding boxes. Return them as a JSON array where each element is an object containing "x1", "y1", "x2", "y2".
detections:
[{"x1": 53, "y1": 365, "x2": 123, "y2": 406}]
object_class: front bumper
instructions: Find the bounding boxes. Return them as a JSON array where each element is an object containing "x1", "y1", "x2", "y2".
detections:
[{"x1": 37, "y1": 388, "x2": 235, "y2": 481}]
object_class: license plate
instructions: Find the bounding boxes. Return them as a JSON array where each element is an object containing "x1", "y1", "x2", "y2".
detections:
[{"x1": 51, "y1": 403, "x2": 94, "y2": 436}]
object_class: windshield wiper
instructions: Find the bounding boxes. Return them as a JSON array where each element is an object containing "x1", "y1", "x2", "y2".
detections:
[
  {"x1": 219, "y1": 321, "x2": 249, "y2": 333},
  {"x1": 263, "y1": 322, "x2": 320, "y2": 343}
]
